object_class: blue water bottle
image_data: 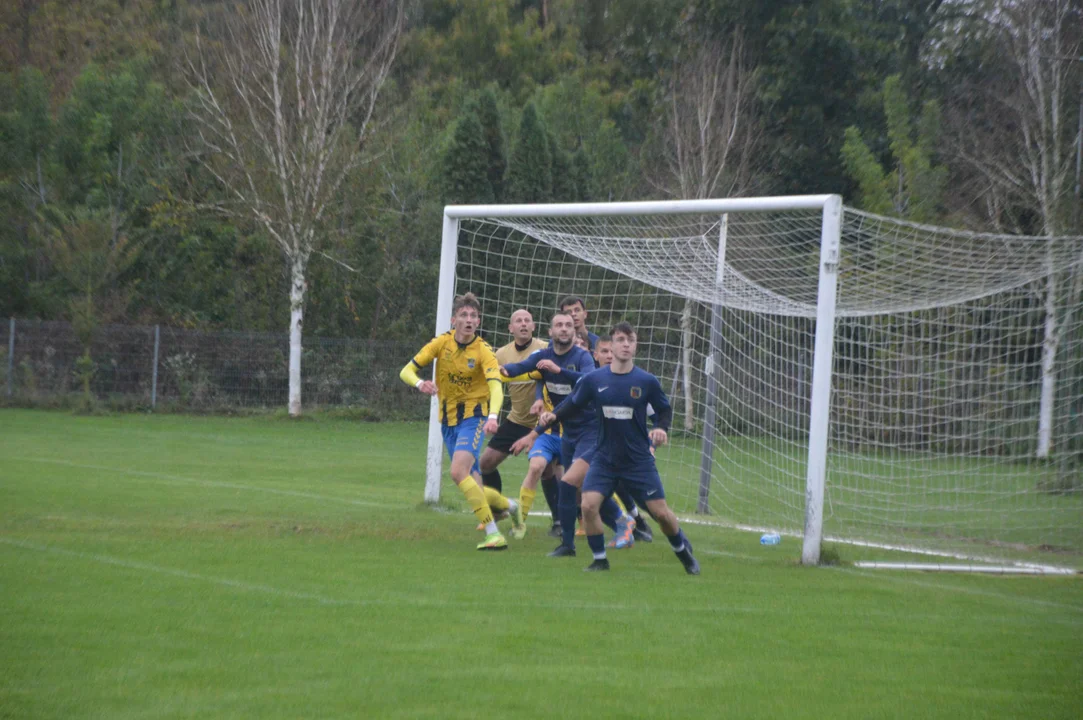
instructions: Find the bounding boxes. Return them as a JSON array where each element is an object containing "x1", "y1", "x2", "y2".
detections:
[{"x1": 760, "y1": 532, "x2": 781, "y2": 545}]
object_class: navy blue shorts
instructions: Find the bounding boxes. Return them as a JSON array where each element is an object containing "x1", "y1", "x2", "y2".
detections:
[
  {"x1": 583, "y1": 461, "x2": 666, "y2": 503},
  {"x1": 560, "y1": 428, "x2": 597, "y2": 468}
]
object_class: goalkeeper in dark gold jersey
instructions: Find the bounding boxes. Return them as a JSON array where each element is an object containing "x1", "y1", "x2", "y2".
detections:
[{"x1": 399, "y1": 292, "x2": 520, "y2": 551}]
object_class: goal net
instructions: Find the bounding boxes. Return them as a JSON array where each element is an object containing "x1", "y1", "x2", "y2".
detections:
[{"x1": 426, "y1": 197, "x2": 1083, "y2": 569}]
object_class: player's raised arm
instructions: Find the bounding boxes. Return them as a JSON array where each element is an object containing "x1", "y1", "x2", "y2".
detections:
[
  {"x1": 542, "y1": 348, "x2": 595, "y2": 382},
  {"x1": 400, "y1": 339, "x2": 440, "y2": 396},
  {"x1": 501, "y1": 349, "x2": 543, "y2": 378},
  {"x1": 535, "y1": 377, "x2": 593, "y2": 435}
]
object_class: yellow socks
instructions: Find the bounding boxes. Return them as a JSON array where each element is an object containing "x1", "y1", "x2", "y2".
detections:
[
  {"x1": 519, "y1": 487, "x2": 537, "y2": 517},
  {"x1": 459, "y1": 477, "x2": 494, "y2": 526},
  {"x1": 483, "y1": 486, "x2": 510, "y2": 512}
]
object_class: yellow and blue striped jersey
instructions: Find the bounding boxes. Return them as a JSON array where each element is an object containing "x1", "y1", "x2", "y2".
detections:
[{"x1": 411, "y1": 331, "x2": 500, "y2": 426}]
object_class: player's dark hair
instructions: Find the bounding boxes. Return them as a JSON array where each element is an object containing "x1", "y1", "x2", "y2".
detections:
[
  {"x1": 610, "y1": 321, "x2": 636, "y2": 339},
  {"x1": 452, "y1": 292, "x2": 481, "y2": 315},
  {"x1": 559, "y1": 295, "x2": 586, "y2": 311},
  {"x1": 550, "y1": 311, "x2": 572, "y2": 325},
  {"x1": 595, "y1": 334, "x2": 612, "y2": 344}
]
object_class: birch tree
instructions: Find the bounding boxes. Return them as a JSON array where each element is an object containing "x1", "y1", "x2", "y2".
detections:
[
  {"x1": 184, "y1": 0, "x2": 403, "y2": 416},
  {"x1": 651, "y1": 29, "x2": 761, "y2": 431},
  {"x1": 945, "y1": 0, "x2": 1082, "y2": 458}
]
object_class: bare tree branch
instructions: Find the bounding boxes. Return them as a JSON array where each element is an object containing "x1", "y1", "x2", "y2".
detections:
[
  {"x1": 650, "y1": 27, "x2": 762, "y2": 202},
  {"x1": 182, "y1": 0, "x2": 404, "y2": 415}
]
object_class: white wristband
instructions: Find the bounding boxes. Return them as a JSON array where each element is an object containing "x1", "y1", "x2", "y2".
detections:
[
  {"x1": 488, "y1": 414, "x2": 498, "y2": 421},
  {"x1": 415, "y1": 380, "x2": 424, "y2": 389}
]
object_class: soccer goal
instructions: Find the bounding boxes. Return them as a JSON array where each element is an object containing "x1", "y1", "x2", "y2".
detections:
[{"x1": 424, "y1": 196, "x2": 1083, "y2": 570}]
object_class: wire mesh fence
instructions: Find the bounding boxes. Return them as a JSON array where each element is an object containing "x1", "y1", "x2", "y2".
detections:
[{"x1": 1, "y1": 318, "x2": 430, "y2": 419}]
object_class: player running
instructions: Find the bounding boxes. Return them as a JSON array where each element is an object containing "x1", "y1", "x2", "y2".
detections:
[
  {"x1": 399, "y1": 292, "x2": 521, "y2": 551},
  {"x1": 534, "y1": 322, "x2": 700, "y2": 574},
  {"x1": 504, "y1": 313, "x2": 635, "y2": 557},
  {"x1": 592, "y1": 335, "x2": 655, "y2": 544}
]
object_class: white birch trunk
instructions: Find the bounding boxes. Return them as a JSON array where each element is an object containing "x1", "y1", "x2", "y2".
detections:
[
  {"x1": 288, "y1": 257, "x2": 306, "y2": 417},
  {"x1": 1037, "y1": 266, "x2": 1058, "y2": 458}
]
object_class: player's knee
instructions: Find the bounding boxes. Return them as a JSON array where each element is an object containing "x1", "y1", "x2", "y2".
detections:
[
  {"x1": 479, "y1": 451, "x2": 500, "y2": 473},
  {"x1": 580, "y1": 493, "x2": 602, "y2": 517}
]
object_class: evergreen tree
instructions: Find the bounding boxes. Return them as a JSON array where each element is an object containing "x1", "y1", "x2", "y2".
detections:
[
  {"x1": 569, "y1": 148, "x2": 594, "y2": 202},
  {"x1": 439, "y1": 110, "x2": 494, "y2": 204},
  {"x1": 548, "y1": 131, "x2": 575, "y2": 201},
  {"x1": 505, "y1": 102, "x2": 551, "y2": 203},
  {"x1": 468, "y1": 87, "x2": 507, "y2": 202}
]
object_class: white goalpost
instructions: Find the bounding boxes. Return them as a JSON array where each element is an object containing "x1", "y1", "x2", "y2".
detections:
[{"x1": 423, "y1": 196, "x2": 1083, "y2": 570}]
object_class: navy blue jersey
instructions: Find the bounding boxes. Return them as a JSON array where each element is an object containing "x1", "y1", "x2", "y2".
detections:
[
  {"x1": 503, "y1": 345, "x2": 596, "y2": 436},
  {"x1": 559, "y1": 366, "x2": 672, "y2": 468}
]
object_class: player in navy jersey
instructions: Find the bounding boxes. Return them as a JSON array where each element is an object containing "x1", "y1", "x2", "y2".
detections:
[
  {"x1": 560, "y1": 295, "x2": 599, "y2": 351},
  {"x1": 593, "y1": 335, "x2": 655, "y2": 544},
  {"x1": 501, "y1": 312, "x2": 634, "y2": 556},
  {"x1": 534, "y1": 321, "x2": 699, "y2": 574}
]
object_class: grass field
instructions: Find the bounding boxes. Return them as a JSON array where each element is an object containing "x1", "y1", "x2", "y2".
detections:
[{"x1": 2, "y1": 409, "x2": 1081, "y2": 719}]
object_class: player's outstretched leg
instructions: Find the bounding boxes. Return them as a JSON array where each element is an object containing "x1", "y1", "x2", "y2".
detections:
[
  {"x1": 449, "y1": 450, "x2": 506, "y2": 551},
  {"x1": 581, "y1": 491, "x2": 610, "y2": 571},
  {"x1": 643, "y1": 498, "x2": 699, "y2": 574},
  {"x1": 541, "y1": 474, "x2": 561, "y2": 537},
  {"x1": 548, "y1": 478, "x2": 579, "y2": 556}
]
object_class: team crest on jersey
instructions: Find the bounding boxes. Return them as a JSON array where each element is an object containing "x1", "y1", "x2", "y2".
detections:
[
  {"x1": 630, "y1": 387, "x2": 642, "y2": 399},
  {"x1": 568, "y1": 364, "x2": 576, "y2": 371},
  {"x1": 467, "y1": 358, "x2": 475, "y2": 370}
]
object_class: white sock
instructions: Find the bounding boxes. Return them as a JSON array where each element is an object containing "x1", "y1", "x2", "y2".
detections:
[
  {"x1": 629, "y1": 506, "x2": 640, "y2": 518},
  {"x1": 593, "y1": 551, "x2": 607, "y2": 560},
  {"x1": 485, "y1": 521, "x2": 498, "y2": 534}
]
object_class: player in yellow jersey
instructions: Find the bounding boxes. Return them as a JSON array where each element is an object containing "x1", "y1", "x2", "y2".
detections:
[{"x1": 399, "y1": 292, "x2": 516, "y2": 550}]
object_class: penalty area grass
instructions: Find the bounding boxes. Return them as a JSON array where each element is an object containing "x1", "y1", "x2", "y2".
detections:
[{"x1": 0, "y1": 409, "x2": 1080, "y2": 719}]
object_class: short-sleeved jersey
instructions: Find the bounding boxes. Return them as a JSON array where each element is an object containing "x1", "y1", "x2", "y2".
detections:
[
  {"x1": 503, "y1": 344, "x2": 596, "y2": 437},
  {"x1": 563, "y1": 365, "x2": 671, "y2": 468},
  {"x1": 411, "y1": 331, "x2": 500, "y2": 426},
  {"x1": 495, "y1": 338, "x2": 548, "y2": 426}
]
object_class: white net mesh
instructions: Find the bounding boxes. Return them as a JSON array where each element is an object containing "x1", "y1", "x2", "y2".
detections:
[{"x1": 451, "y1": 203, "x2": 1083, "y2": 566}]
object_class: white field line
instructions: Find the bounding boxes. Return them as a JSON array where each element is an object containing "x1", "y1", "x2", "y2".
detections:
[
  {"x1": 533, "y1": 512, "x2": 1079, "y2": 573},
  {"x1": 10, "y1": 457, "x2": 401, "y2": 510},
  {"x1": 699, "y1": 548, "x2": 765, "y2": 562},
  {"x1": 837, "y1": 565, "x2": 1083, "y2": 618},
  {"x1": 853, "y1": 562, "x2": 1077, "y2": 576},
  {"x1": 12, "y1": 460, "x2": 1078, "y2": 575},
  {"x1": 673, "y1": 516, "x2": 1079, "y2": 575},
  {"x1": 5, "y1": 537, "x2": 1077, "y2": 626}
]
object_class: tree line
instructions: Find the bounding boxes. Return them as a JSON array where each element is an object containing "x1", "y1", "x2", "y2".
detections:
[{"x1": 1, "y1": 1, "x2": 1080, "y2": 414}]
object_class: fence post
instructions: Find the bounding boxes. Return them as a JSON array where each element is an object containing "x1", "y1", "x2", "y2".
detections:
[
  {"x1": 6, "y1": 317, "x2": 13, "y2": 398},
  {"x1": 151, "y1": 324, "x2": 160, "y2": 410}
]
